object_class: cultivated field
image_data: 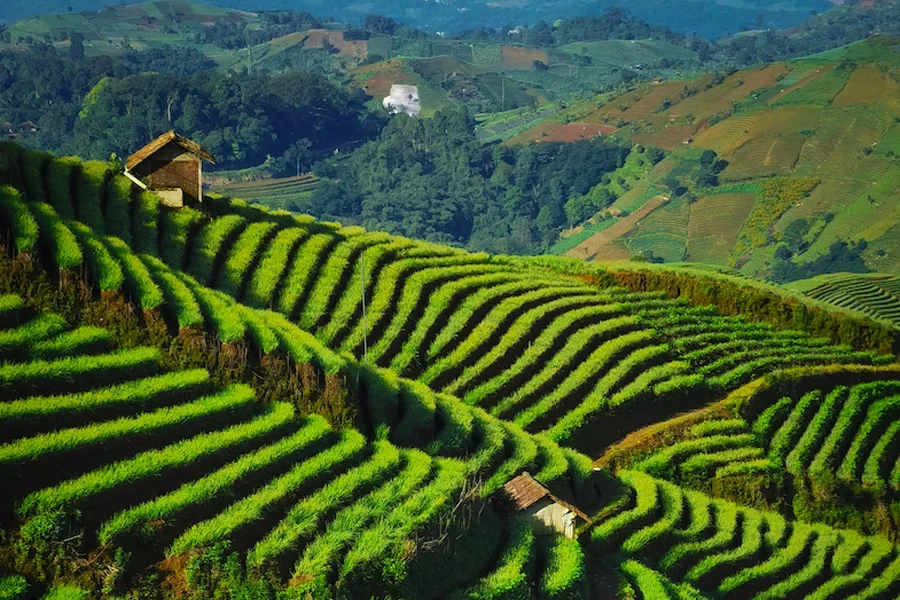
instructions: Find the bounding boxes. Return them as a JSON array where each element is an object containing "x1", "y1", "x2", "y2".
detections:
[{"x1": 1, "y1": 142, "x2": 899, "y2": 598}]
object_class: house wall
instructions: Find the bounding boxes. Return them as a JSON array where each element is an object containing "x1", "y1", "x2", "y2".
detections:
[
  {"x1": 132, "y1": 142, "x2": 202, "y2": 204},
  {"x1": 525, "y1": 500, "x2": 578, "y2": 539}
]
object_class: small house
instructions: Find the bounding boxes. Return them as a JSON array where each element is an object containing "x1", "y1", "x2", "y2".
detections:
[
  {"x1": 496, "y1": 472, "x2": 589, "y2": 539},
  {"x1": 125, "y1": 131, "x2": 215, "y2": 208}
]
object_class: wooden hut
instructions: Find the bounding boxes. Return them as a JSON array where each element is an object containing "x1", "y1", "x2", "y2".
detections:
[
  {"x1": 497, "y1": 472, "x2": 589, "y2": 539},
  {"x1": 125, "y1": 131, "x2": 215, "y2": 208}
]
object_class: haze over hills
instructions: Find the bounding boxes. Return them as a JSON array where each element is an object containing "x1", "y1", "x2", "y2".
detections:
[{"x1": 1, "y1": 0, "x2": 833, "y2": 39}]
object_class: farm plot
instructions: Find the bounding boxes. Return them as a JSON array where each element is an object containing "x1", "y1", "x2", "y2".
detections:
[
  {"x1": 790, "y1": 274, "x2": 900, "y2": 327},
  {"x1": 686, "y1": 193, "x2": 756, "y2": 265},
  {"x1": 501, "y1": 46, "x2": 548, "y2": 70},
  {"x1": 624, "y1": 195, "x2": 690, "y2": 263}
]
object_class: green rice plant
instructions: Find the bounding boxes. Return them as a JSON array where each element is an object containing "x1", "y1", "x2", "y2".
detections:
[
  {"x1": 78, "y1": 161, "x2": 115, "y2": 237},
  {"x1": 660, "y1": 502, "x2": 740, "y2": 574},
  {"x1": 367, "y1": 263, "x2": 507, "y2": 363},
  {"x1": 0, "y1": 384, "x2": 253, "y2": 464},
  {"x1": 539, "y1": 535, "x2": 585, "y2": 600},
  {"x1": 420, "y1": 289, "x2": 603, "y2": 387},
  {"x1": 447, "y1": 298, "x2": 627, "y2": 395},
  {"x1": 141, "y1": 255, "x2": 204, "y2": 329},
  {"x1": 0, "y1": 370, "x2": 209, "y2": 425},
  {"x1": 866, "y1": 419, "x2": 900, "y2": 491},
  {"x1": 806, "y1": 535, "x2": 895, "y2": 599},
  {"x1": 0, "y1": 575, "x2": 28, "y2": 599},
  {"x1": 341, "y1": 253, "x2": 494, "y2": 356},
  {"x1": 317, "y1": 240, "x2": 425, "y2": 346},
  {"x1": 592, "y1": 471, "x2": 660, "y2": 547},
  {"x1": 564, "y1": 449, "x2": 594, "y2": 486},
  {"x1": 467, "y1": 410, "x2": 507, "y2": 474},
  {"x1": 247, "y1": 441, "x2": 401, "y2": 568},
  {"x1": 69, "y1": 159, "x2": 104, "y2": 233},
  {"x1": 298, "y1": 233, "x2": 393, "y2": 331},
  {"x1": 838, "y1": 395, "x2": 900, "y2": 485},
  {"x1": 483, "y1": 420, "x2": 539, "y2": 493},
  {"x1": 28, "y1": 328, "x2": 110, "y2": 363},
  {"x1": 431, "y1": 394, "x2": 475, "y2": 457},
  {"x1": 754, "y1": 528, "x2": 841, "y2": 599},
  {"x1": 502, "y1": 330, "x2": 655, "y2": 426},
  {"x1": 472, "y1": 314, "x2": 639, "y2": 412},
  {"x1": 785, "y1": 387, "x2": 848, "y2": 477},
  {"x1": 637, "y1": 434, "x2": 757, "y2": 481},
  {"x1": 767, "y1": 391, "x2": 821, "y2": 463},
  {"x1": 690, "y1": 419, "x2": 748, "y2": 437},
  {"x1": 104, "y1": 237, "x2": 164, "y2": 309},
  {"x1": 217, "y1": 221, "x2": 278, "y2": 299},
  {"x1": 0, "y1": 294, "x2": 25, "y2": 328},
  {"x1": 44, "y1": 157, "x2": 79, "y2": 220},
  {"x1": 810, "y1": 382, "x2": 900, "y2": 482},
  {"x1": 69, "y1": 221, "x2": 124, "y2": 292},
  {"x1": 533, "y1": 434, "x2": 570, "y2": 484},
  {"x1": 169, "y1": 429, "x2": 367, "y2": 554},
  {"x1": 262, "y1": 311, "x2": 344, "y2": 374},
  {"x1": 18, "y1": 402, "x2": 295, "y2": 517},
  {"x1": 392, "y1": 380, "x2": 437, "y2": 446},
  {"x1": 28, "y1": 202, "x2": 82, "y2": 270},
  {"x1": 621, "y1": 479, "x2": 684, "y2": 555},
  {"x1": 424, "y1": 281, "x2": 567, "y2": 361},
  {"x1": 543, "y1": 343, "x2": 672, "y2": 440},
  {"x1": 290, "y1": 449, "x2": 433, "y2": 587},
  {"x1": 715, "y1": 524, "x2": 814, "y2": 596},
  {"x1": 337, "y1": 458, "x2": 468, "y2": 587},
  {"x1": 175, "y1": 272, "x2": 245, "y2": 344},
  {"x1": 235, "y1": 306, "x2": 280, "y2": 353},
  {"x1": 98, "y1": 414, "x2": 333, "y2": 545},
  {"x1": 159, "y1": 206, "x2": 203, "y2": 270},
  {"x1": 0, "y1": 346, "x2": 160, "y2": 400},
  {"x1": 684, "y1": 510, "x2": 765, "y2": 586},
  {"x1": 0, "y1": 314, "x2": 68, "y2": 359},
  {"x1": 187, "y1": 214, "x2": 246, "y2": 286},
  {"x1": 619, "y1": 560, "x2": 681, "y2": 599},
  {"x1": 608, "y1": 361, "x2": 689, "y2": 410},
  {"x1": 276, "y1": 233, "x2": 337, "y2": 317},
  {"x1": 388, "y1": 272, "x2": 525, "y2": 373},
  {"x1": 846, "y1": 553, "x2": 900, "y2": 599},
  {"x1": 448, "y1": 519, "x2": 535, "y2": 600},
  {"x1": 245, "y1": 228, "x2": 308, "y2": 309},
  {"x1": 0, "y1": 186, "x2": 39, "y2": 253},
  {"x1": 131, "y1": 190, "x2": 159, "y2": 254},
  {"x1": 680, "y1": 447, "x2": 766, "y2": 482},
  {"x1": 40, "y1": 586, "x2": 88, "y2": 600},
  {"x1": 21, "y1": 149, "x2": 50, "y2": 202}
]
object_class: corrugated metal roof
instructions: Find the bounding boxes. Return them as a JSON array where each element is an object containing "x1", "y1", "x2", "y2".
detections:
[{"x1": 498, "y1": 472, "x2": 592, "y2": 523}]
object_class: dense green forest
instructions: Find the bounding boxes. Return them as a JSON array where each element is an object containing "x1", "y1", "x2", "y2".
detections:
[
  {"x1": 0, "y1": 44, "x2": 382, "y2": 170},
  {"x1": 311, "y1": 111, "x2": 631, "y2": 253}
]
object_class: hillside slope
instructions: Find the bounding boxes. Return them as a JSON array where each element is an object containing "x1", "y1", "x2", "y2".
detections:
[
  {"x1": 1, "y1": 142, "x2": 900, "y2": 598},
  {"x1": 552, "y1": 37, "x2": 900, "y2": 281}
]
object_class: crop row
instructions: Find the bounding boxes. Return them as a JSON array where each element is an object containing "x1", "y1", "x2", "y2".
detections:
[{"x1": 592, "y1": 470, "x2": 900, "y2": 599}]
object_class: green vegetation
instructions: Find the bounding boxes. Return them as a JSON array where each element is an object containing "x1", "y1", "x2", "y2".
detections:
[{"x1": 0, "y1": 141, "x2": 900, "y2": 599}]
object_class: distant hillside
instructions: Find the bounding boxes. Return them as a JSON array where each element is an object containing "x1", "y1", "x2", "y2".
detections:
[
  {"x1": 548, "y1": 36, "x2": 900, "y2": 282},
  {"x1": 1, "y1": 0, "x2": 832, "y2": 39},
  {"x1": 787, "y1": 272, "x2": 900, "y2": 328}
]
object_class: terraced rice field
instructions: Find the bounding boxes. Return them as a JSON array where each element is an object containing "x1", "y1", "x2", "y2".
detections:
[
  {"x1": 686, "y1": 193, "x2": 756, "y2": 264},
  {"x1": 788, "y1": 274, "x2": 900, "y2": 327},
  {"x1": 501, "y1": 46, "x2": 548, "y2": 70},
  {"x1": 212, "y1": 175, "x2": 320, "y2": 211},
  {"x1": 2, "y1": 142, "x2": 900, "y2": 598}
]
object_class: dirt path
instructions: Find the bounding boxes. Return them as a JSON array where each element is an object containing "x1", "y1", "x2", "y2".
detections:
[{"x1": 565, "y1": 195, "x2": 668, "y2": 261}]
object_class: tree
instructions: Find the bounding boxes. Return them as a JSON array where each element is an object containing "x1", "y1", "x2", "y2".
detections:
[
  {"x1": 533, "y1": 60, "x2": 549, "y2": 71},
  {"x1": 281, "y1": 138, "x2": 313, "y2": 177}
]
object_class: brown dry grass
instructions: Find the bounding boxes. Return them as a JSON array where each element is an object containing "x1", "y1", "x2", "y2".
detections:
[
  {"x1": 503, "y1": 121, "x2": 564, "y2": 146},
  {"x1": 538, "y1": 123, "x2": 616, "y2": 143},
  {"x1": 304, "y1": 29, "x2": 367, "y2": 58},
  {"x1": 501, "y1": 46, "x2": 548, "y2": 70}
]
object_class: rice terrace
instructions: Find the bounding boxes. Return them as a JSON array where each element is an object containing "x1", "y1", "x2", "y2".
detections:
[{"x1": 4, "y1": 0, "x2": 900, "y2": 598}]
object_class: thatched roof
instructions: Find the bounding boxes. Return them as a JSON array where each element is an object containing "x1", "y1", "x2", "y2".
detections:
[
  {"x1": 498, "y1": 472, "x2": 590, "y2": 522},
  {"x1": 126, "y1": 130, "x2": 215, "y2": 170}
]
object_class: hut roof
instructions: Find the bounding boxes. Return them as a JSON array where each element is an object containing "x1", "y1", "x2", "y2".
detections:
[
  {"x1": 126, "y1": 130, "x2": 216, "y2": 170},
  {"x1": 498, "y1": 472, "x2": 590, "y2": 522}
]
